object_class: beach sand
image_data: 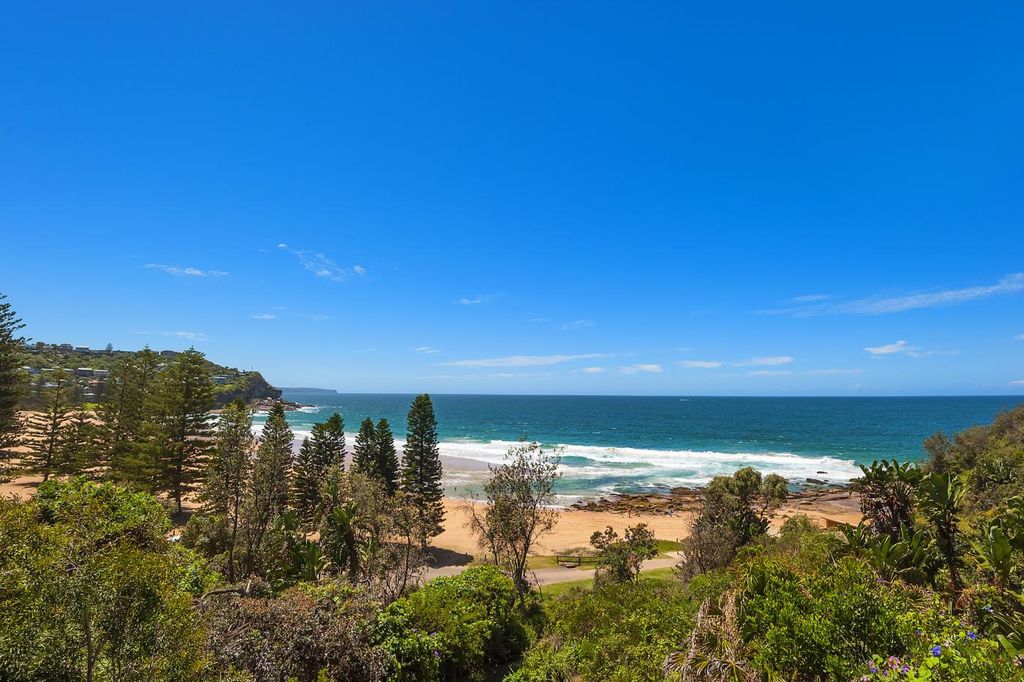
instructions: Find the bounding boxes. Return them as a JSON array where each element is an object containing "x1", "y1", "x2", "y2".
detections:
[
  {"x1": 435, "y1": 493, "x2": 863, "y2": 558},
  {"x1": 436, "y1": 498, "x2": 696, "y2": 556}
]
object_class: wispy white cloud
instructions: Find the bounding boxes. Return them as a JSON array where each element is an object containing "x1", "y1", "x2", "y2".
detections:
[
  {"x1": 278, "y1": 244, "x2": 366, "y2": 282},
  {"x1": 734, "y1": 356, "x2": 795, "y2": 367},
  {"x1": 415, "y1": 346, "x2": 441, "y2": 354},
  {"x1": 457, "y1": 293, "x2": 500, "y2": 305},
  {"x1": 806, "y1": 368, "x2": 864, "y2": 376},
  {"x1": 560, "y1": 319, "x2": 594, "y2": 331},
  {"x1": 417, "y1": 372, "x2": 553, "y2": 381},
  {"x1": 1011, "y1": 379, "x2": 1024, "y2": 386},
  {"x1": 760, "y1": 273, "x2": 1024, "y2": 316},
  {"x1": 619, "y1": 364, "x2": 662, "y2": 374},
  {"x1": 252, "y1": 313, "x2": 276, "y2": 320},
  {"x1": 132, "y1": 330, "x2": 207, "y2": 341},
  {"x1": 441, "y1": 353, "x2": 610, "y2": 368},
  {"x1": 679, "y1": 360, "x2": 723, "y2": 369},
  {"x1": 579, "y1": 367, "x2": 607, "y2": 374},
  {"x1": 791, "y1": 294, "x2": 831, "y2": 303},
  {"x1": 863, "y1": 340, "x2": 958, "y2": 358},
  {"x1": 144, "y1": 264, "x2": 227, "y2": 278},
  {"x1": 747, "y1": 369, "x2": 793, "y2": 376},
  {"x1": 1016, "y1": 334, "x2": 1024, "y2": 341},
  {"x1": 864, "y1": 340, "x2": 914, "y2": 356}
]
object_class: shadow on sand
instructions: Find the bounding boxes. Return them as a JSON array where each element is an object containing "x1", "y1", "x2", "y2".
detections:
[{"x1": 426, "y1": 546, "x2": 474, "y2": 568}]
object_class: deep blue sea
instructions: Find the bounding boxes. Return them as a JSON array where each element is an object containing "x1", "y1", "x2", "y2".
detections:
[{"x1": 262, "y1": 393, "x2": 1023, "y2": 501}]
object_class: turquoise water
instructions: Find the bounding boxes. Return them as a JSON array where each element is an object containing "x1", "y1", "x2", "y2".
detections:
[{"x1": 264, "y1": 393, "x2": 1022, "y2": 500}]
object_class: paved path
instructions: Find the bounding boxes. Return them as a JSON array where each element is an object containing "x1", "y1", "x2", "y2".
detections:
[{"x1": 420, "y1": 552, "x2": 682, "y2": 586}]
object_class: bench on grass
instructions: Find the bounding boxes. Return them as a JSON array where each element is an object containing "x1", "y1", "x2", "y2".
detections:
[{"x1": 555, "y1": 554, "x2": 602, "y2": 569}]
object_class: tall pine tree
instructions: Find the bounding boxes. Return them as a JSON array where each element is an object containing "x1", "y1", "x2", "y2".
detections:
[
  {"x1": 243, "y1": 402, "x2": 294, "y2": 575},
  {"x1": 315, "y1": 412, "x2": 346, "y2": 467},
  {"x1": 353, "y1": 416, "x2": 400, "y2": 494},
  {"x1": 99, "y1": 348, "x2": 161, "y2": 483},
  {"x1": 375, "y1": 418, "x2": 400, "y2": 495},
  {"x1": 292, "y1": 412, "x2": 346, "y2": 529},
  {"x1": 0, "y1": 293, "x2": 26, "y2": 479},
  {"x1": 151, "y1": 348, "x2": 215, "y2": 514},
  {"x1": 203, "y1": 399, "x2": 254, "y2": 582},
  {"x1": 24, "y1": 369, "x2": 73, "y2": 481},
  {"x1": 401, "y1": 394, "x2": 444, "y2": 541},
  {"x1": 352, "y1": 417, "x2": 376, "y2": 476},
  {"x1": 291, "y1": 437, "x2": 320, "y2": 529},
  {"x1": 59, "y1": 410, "x2": 99, "y2": 476}
]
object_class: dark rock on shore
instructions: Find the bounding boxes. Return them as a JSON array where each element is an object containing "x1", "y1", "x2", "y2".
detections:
[
  {"x1": 251, "y1": 397, "x2": 314, "y2": 412},
  {"x1": 570, "y1": 482, "x2": 856, "y2": 516}
]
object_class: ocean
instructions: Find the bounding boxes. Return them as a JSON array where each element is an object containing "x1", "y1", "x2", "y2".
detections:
[{"x1": 259, "y1": 392, "x2": 1023, "y2": 501}]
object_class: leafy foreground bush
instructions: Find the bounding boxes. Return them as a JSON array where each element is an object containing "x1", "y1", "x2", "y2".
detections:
[
  {"x1": 738, "y1": 556, "x2": 919, "y2": 679},
  {"x1": 510, "y1": 572, "x2": 729, "y2": 681},
  {"x1": 203, "y1": 581, "x2": 389, "y2": 680},
  {"x1": 0, "y1": 478, "x2": 211, "y2": 681},
  {"x1": 379, "y1": 565, "x2": 538, "y2": 681}
]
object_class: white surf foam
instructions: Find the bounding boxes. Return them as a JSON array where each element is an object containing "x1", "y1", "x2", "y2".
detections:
[{"x1": 248, "y1": 421, "x2": 860, "y2": 490}]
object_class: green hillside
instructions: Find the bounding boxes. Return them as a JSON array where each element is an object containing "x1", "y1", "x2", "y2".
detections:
[{"x1": 20, "y1": 343, "x2": 281, "y2": 406}]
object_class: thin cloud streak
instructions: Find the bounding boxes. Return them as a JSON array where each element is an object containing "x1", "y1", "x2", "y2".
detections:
[
  {"x1": 278, "y1": 244, "x2": 366, "y2": 282},
  {"x1": 132, "y1": 330, "x2": 207, "y2": 341},
  {"x1": 806, "y1": 368, "x2": 864, "y2": 375},
  {"x1": 760, "y1": 273, "x2": 1024, "y2": 317},
  {"x1": 679, "y1": 360, "x2": 723, "y2": 368},
  {"x1": 619, "y1": 364, "x2": 663, "y2": 374},
  {"x1": 865, "y1": 340, "x2": 913, "y2": 355},
  {"x1": 144, "y1": 264, "x2": 227, "y2": 278},
  {"x1": 442, "y1": 353, "x2": 610, "y2": 368},
  {"x1": 734, "y1": 356, "x2": 795, "y2": 367}
]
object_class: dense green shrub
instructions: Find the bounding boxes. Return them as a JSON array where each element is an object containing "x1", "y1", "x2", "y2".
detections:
[
  {"x1": 380, "y1": 565, "x2": 534, "y2": 681},
  {"x1": 0, "y1": 478, "x2": 209, "y2": 681},
  {"x1": 511, "y1": 573, "x2": 729, "y2": 681},
  {"x1": 203, "y1": 581, "x2": 386, "y2": 681},
  {"x1": 739, "y1": 556, "x2": 919, "y2": 680}
]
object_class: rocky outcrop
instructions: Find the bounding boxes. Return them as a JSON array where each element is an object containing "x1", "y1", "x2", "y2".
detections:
[
  {"x1": 215, "y1": 372, "x2": 282, "y2": 406},
  {"x1": 570, "y1": 484, "x2": 856, "y2": 516}
]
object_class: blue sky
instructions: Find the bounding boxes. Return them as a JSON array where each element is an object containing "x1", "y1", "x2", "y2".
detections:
[{"x1": 2, "y1": 2, "x2": 1022, "y2": 396}]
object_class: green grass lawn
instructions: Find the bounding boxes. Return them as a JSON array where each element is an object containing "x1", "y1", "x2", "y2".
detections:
[
  {"x1": 527, "y1": 538, "x2": 682, "y2": 570},
  {"x1": 656, "y1": 539, "x2": 684, "y2": 553},
  {"x1": 539, "y1": 566, "x2": 678, "y2": 599}
]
